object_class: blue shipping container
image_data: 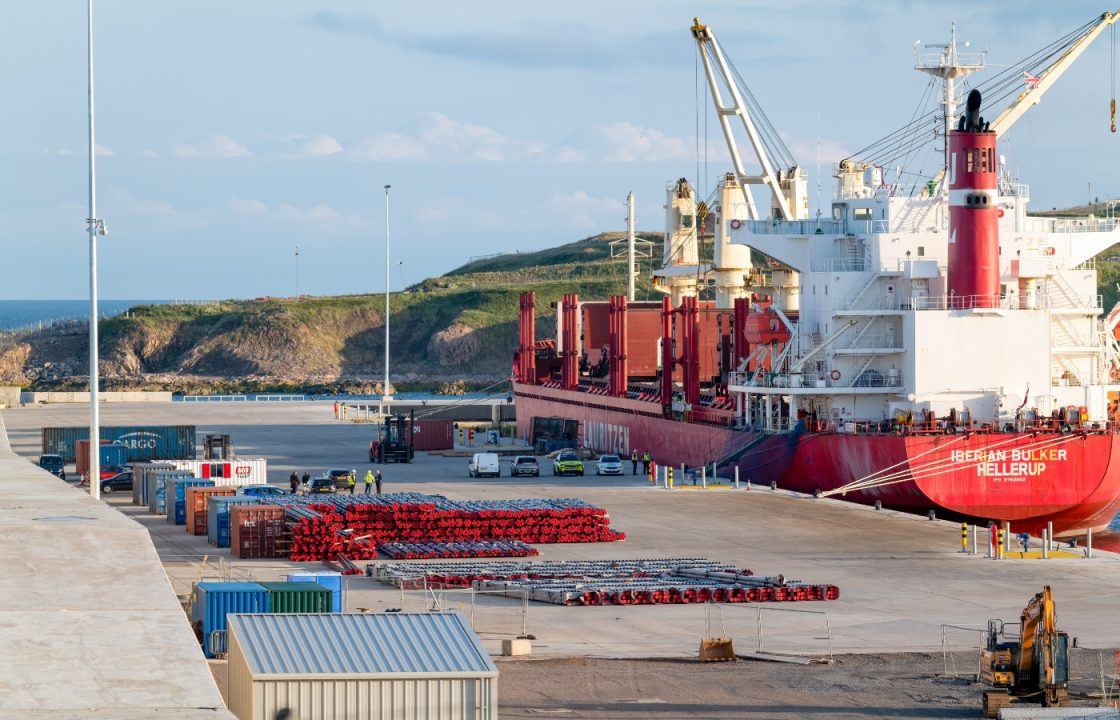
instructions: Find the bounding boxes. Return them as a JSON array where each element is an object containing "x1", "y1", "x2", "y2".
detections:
[
  {"x1": 208, "y1": 496, "x2": 259, "y2": 548},
  {"x1": 41, "y1": 425, "x2": 196, "y2": 462},
  {"x1": 166, "y1": 478, "x2": 214, "y2": 524},
  {"x1": 287, "y1": 571, "x2": 344, "y2": 613},
  {"x1": 146, "y1": 470, "x2": 194, "y2": 513},
  {"x1": 191, "y1": 582, "x2": 269, "y2": 658}
]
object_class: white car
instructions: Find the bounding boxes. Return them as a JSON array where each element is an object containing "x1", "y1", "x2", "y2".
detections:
[
  {"x1": 596, "y1": 454, "x2": 624, "y2": 476},
  {"x1": 468, "y1": 452, "x2": 501, "y2": 478}
]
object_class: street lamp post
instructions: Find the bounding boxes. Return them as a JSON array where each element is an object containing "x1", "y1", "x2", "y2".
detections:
[
  {"x1": 382, "y1": 185, "x2": 393, "y2": 403},
  {"x1": 86, "y1": 0, "x2": 105, "y2": 500},
  {"x1": 294, "y1": 245, "x2": 300, "y2": 297}
]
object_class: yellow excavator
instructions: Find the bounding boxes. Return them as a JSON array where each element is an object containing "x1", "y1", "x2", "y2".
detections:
[{"x1": 980, "y1": 586, "x2": 1070, "y2": 718}]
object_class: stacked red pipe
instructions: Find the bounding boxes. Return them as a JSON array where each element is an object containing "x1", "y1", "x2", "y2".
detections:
[{"x1": 274, "y1": 494, "x2": 624, "y2": 561}]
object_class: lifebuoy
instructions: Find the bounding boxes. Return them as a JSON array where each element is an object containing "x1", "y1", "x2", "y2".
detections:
[
  {"x1": 829, "y1": 369, "x2": 841, "y2": 381},
  {"x1": 997, "y1": 209, "x2": 1005, "y2": 218},
  {"x1": 730, "y1": 219, "x2": 742, "y2": 230},
  {"x1": 1044, "y1": 246, "x2": 1056, "y2": 256}
]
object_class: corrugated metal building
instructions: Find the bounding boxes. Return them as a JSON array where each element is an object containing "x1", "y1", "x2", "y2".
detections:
[{"x1": 226, "y1": 612, "x2": 498, "y2": 720}]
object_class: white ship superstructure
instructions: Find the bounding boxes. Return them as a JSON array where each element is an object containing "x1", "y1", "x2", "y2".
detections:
[{"x1": 662, "y1": 15, "x2": 1120, "y2": 433}]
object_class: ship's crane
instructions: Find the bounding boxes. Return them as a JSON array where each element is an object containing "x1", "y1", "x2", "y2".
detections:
[
  {"x1": 989, "y1": 9, "x2": 1119, "y2": 137},
  {"x1": 691, "y1": 19, "x2": 808, "y2": 221},
  {"x1": 980, "y1": 586, "x2": 1070, "y2": 718}
]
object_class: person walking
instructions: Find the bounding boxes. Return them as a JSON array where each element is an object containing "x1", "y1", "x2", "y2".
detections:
[
  {"x1": 363, "y1": 469, "x2": 374, "y2": 494},
  {"x1": 631, "y1": 449, "x2": 639, "y2": 475},
  {"x1": 288, "y1": 472, "x2": 299, "y2": 494},
  {"x1": 642, "y1": 451, "x2": 651, "y2": 477},
  {"x1": 375, "y1": 469, "x2": 383, "y2": 494},
  {"x1": 347, "y1": 472, "x2": 356, "y2": 494}
]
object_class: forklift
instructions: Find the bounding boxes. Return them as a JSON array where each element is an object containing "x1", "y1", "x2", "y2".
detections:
[
  {"x1": 980, "y1": 585, "x2": 1070, "y2": 717},
  {"x1": 370, "y1": 411, "x2": 414, "y2": 464}
]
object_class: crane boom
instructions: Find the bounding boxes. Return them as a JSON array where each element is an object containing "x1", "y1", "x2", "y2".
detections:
[
  {"x1": 990, "y1": 10, "x2": 1120, "y2": 137},
  {"x1": 692, "y1": 19, "x2": 807, "y2": 221}
]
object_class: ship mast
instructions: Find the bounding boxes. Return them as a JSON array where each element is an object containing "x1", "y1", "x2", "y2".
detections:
[{"x1": 914, "y1": 23, "x2": 986, "y2": 193}]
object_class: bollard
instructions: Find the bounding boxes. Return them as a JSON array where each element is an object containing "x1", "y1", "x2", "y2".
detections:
[
  {"x1": 1047, "y1": 521, "x2": 1054, "y2": 551},
  {"x1": 960, "y1": 523, "x2": 968, "y2": 553},
  {"x1": 1042, "y1": 529, "x2": 1049, "y2": 559},
  {"x1": 712, "y1": 462, "x2": 717, "y2": 483},
  {"x1": 1086, "y1": 527, "x2": 1093, "y2": 558},
  {"x1": 971, "y1": 525, "x2": 979, "y2": 556},
  {"x1": 1003, "y1": 521, "x2": 1011, "y2": 553},
  {"x1": 667, "y1": 467, "x2": 674, "y2": 490},
  {"x1": 734, "y1": 466, "x2": 740, "y2": 489},
  {"x1": 997, "y1": 527, "x2": 1004, "y2": 559},
  {"x1": 701, "y1": 466, "x2": 707, "y2": 489}
]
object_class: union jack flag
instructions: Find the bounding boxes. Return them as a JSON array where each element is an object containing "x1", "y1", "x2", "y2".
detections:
[{"x1": 1023, "y1": 71, "x2": 1041, "y2": 90}]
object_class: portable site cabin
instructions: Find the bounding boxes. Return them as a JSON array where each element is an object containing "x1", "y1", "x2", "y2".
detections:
[{"x1": 226, "y1": 612, "x2": 498, "y2": 720}]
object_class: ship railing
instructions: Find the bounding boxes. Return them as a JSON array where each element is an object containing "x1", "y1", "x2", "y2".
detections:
[
  {"x1": 1023, "y1": 216, "x2": 1120, "y2": 234},
  {"x1": 809, "y1": 257, "x2": 869, "y2": 272},
  {"x1": 997, "y1": 181, "x2": 1029, "y2": 199},
  {"x1": 743, "y1": 219, "x2": 846, "y2": 236}
]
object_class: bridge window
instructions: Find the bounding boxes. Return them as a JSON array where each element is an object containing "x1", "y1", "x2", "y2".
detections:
[
  {"x1": 917, "y1": 246, "x2": 925, "y2": 257},
  {"x1": 853, "y1": 207, "x2": 872, "y2": 220}
]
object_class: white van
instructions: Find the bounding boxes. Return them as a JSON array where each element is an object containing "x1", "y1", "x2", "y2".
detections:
[{"x1": 468, "y1": 452, "x2": 501, "y2": 478}]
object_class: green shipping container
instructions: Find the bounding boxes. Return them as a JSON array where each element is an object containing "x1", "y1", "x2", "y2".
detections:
[{"x1": 257, "y1": 582, "x2": 331, "y2": 614}]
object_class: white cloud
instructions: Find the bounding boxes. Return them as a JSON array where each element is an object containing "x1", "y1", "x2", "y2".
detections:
[
  {"x1": 597, "y1": 122, "x2": 692, "y2": 162},
  {"x1": 95, "y1": 144, "x2": 113, "y2": 157},
  {"x1": 351, "y1": 112, "x2": 546, "y2": 162},
  {"x1": 141, "y1": 149, "x2": 159, "y2": 158},
  {"x1": 171, "y1": 134, "x2": 251, "y2": 159},
  {"x1": 227, "y1": 196, "x2": 267, "y2": 216},
  {"x1": 279, "y1": 133, "x2": 343, "y2": 159},
  {"x1": 779, "y1": 131, "x2": 851, "y2": 164},
  {"x1": 109, "y1": 188, "x2": 177, "y2": 217},
  {"x1": 554, "y1": 145, "x2": 589, "y2": 163},
  {"x1": 547, "y1": 190, "x2": 624, "y2": 230}
]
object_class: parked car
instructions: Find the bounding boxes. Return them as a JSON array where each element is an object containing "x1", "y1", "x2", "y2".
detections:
[
  {"x1": 100, "y1": 470, "x2": 133, "y2": 495},
  {"x1": 552, "y1": 450, "x2": 585, "y2": 477},
  {"x1": 100, "y1": 464, "x2": 130, "y2": 481},
  {"x1": 38, "y1": 454, "x2": 65, "y2": 480},
  {"x1": 300, "y1": 476, "x2": 337, "y2": 495},
  {"x1": 510, "y1": 455, "x2": 540, "y2": 477},
  {"x1": 237, "y1": 484, "x2": 288, "y2": 497},
  {"x1": 326, "y1": 468, "x2": 357, "y2": 489},
  {"x1": 468, "y1": 452, "x2": 501, "y2": 478},
  {"x1": 595, "y1": 454, "x2": 624, "y2": 476}
]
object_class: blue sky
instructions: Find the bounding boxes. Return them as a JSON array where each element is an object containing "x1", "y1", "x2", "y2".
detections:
[{"x1": 1, "y1": 1, "x2": 1116, "y2": 299}]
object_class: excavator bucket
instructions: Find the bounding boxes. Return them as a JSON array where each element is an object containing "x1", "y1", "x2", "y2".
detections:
[{"x1": 699, "y1": 636, "x2": 737, "y2": 662}]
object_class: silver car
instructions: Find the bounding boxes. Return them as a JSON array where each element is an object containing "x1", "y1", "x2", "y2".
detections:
[{"x1": 595, "y1": 454, "x2": 624, "y2": 476}]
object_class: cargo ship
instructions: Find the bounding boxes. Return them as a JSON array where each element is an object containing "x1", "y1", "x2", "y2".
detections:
[{"x1": 513, "y1": 16, "x2": 1120, "y2": 536}]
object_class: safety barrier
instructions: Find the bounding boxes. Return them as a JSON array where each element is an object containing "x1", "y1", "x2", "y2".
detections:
[{"x1": 939, "y1": 623, "x2": 985, "y2": 678}]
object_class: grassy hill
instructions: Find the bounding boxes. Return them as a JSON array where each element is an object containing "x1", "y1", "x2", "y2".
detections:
[{"x1": 0, "y1": 232, "x2": 664, "y2": 392}]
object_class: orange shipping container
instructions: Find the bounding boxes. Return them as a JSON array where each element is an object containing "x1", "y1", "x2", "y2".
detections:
[
  {"x1": 185, "y1": 486, "x2": 235, "y2": 536},
  {"x1": 230, "y1": 504, "x2": 286, "y2": 559}
]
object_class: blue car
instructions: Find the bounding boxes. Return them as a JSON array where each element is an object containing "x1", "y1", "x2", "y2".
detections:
[{"x1": 237, "y1": 484, "x2": 288, "y2": 497}]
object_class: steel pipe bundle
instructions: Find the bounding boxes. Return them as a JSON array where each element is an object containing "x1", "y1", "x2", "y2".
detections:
[
  {"x1": 265, "y1": 493, "x2": 624, "y2": 561},
  {"x1": 377, "y1": 540, "x2": 539, "y2": 560},
  {"x1": 367, "y1": 557, "x2": 839, "y2": 605}
]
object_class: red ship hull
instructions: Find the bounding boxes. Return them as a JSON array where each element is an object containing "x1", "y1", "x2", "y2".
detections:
[{"x1": 514, "y1": 382, "x2": 1120, "y2": 536}]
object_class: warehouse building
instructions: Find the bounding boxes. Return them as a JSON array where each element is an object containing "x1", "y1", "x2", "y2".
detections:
[{"x1": 226, "y1": 611, "x2": 498, "y2": 720}]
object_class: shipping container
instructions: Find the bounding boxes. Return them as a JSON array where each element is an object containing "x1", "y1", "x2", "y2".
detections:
[
  {"x1": 191, "y1": 582, "x2": 269, "y2": 658},
  {"x1": 147, "y1": 470, "x2": 195, "y2": 515},
  {"x1": 167, "y1": 459, "x2": 267, "y2": 487},
  {"x1": 185, "y1": 486, "x2": 235, "y2": 536},
  {"x1": 287, "y1": 571, "x2": 344, "y2": 613},
  {"x1": 74, "y1": 440, "x2": 129, "y2": 476},
  {"x1": 130, "y1": 462, "x2": 175, "y2": 505},
  {"x1": 230, "y1": 505, "x2": 286, "y2": 559},
  {"x1": 208, "y1": 496, "x2": 260, "y2": 548},
  {"x1": 411, "y1": 418, "x2": 455, "y2": 451},
  {"x1": 42, "y1": 425, "x2": 196, "y2": 463},
  {"x1": 166, "y1": 478, "x2": 215, "y2": 525},
  {"x1": 226, "y1": 612, "x2": 498, "y2": 720},
  {"x1": 257, "y1": 582, "x2": 331, "y2": 614}
]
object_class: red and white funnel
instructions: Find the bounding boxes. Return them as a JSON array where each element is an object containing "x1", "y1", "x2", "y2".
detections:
[{"x1": 948, "y1": 89, "x2": 999, "y2": 309}]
